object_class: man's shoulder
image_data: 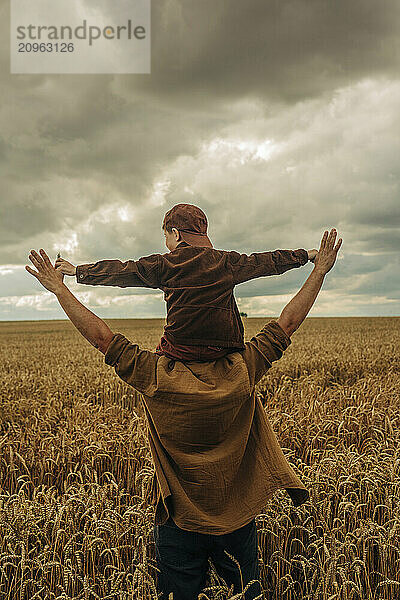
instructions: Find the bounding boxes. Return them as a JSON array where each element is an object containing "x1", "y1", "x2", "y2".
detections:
[
  {"x1": 245, "y1": 320, "x2": 292, "y2": 351},
  {"x1": 240, "y1": 320, "x2": 292, "y2": 387},
  {"x1": 104, "y1": 333, "x2": 157, "y2": 367}
]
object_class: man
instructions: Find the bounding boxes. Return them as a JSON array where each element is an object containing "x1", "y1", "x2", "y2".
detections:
[{"x1": 26, "y1": 228, "x2": 342, "y2": 600}]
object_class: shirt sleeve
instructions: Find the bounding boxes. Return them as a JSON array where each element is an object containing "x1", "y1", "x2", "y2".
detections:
[
  {"x1": 104, "y1": 333, "x2": 158, "y2": 396},
  {"x1": 227, "y1": 249, "x2": 308, "y2": 285},
  {"x1": 241, "y1": 320, "x2": 292, "y2": 389},
  {"x1": 76, "y1": 254, "x2": 161, "y2": 288}
]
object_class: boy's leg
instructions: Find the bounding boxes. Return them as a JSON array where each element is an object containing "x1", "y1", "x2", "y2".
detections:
[
  {"x1": 208, "y1": 518, "x2": 263, "y2": 600},
  {"x1": 153, "y1": 516, "x2": 210, "y2": 600}
]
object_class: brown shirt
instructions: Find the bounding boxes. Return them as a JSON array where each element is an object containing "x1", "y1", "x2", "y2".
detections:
[
  {"x1": 77, "y1": 243, "x2": 308, "y2": 349},
  {"x1": 104, "y1": 320, "x2": 309, "y2": 535}
]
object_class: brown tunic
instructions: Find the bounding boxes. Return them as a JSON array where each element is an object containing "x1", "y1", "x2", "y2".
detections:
[{"x1": 104, "y1": 320, "x2": 309, "y2": 535}]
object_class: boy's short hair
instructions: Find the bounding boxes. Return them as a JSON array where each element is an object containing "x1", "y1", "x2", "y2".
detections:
[{"x1": 163, "y1": 222, "x2": 173, "y2": 233}]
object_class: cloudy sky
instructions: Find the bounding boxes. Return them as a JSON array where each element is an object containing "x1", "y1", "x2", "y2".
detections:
[{"x1": 1, "y1": 0, "x2": 399, "y2": 320}]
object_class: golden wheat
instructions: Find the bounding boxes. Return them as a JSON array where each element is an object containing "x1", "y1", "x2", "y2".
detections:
[{"x1": 0, "y1": 317, "x2": 399, "y2": 599}]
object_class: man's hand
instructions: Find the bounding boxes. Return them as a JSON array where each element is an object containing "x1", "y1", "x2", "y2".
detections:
[
  {"x1": 307, "y1": 249, "x2": 318, "y2": 263},
  {"x1": 313, "y1": 229, "x2": 342, "y2": 274},
  {"x1": 26, "y1": 250, "x2": 114, "y2": 354},
  {"x1": 55, "y1": 257, "x2": 76, "y2": 276},
  {"x1": 26, "y1": 249, "x2": 65, "y2": 294}
]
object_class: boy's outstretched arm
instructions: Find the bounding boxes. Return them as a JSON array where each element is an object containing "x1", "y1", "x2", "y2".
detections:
[
  {"x1": 228, "y1": 246, "x2": 318, "y2": 285},
  {"x1": 55, "y1": 254, "x2": 160, "y2": 290},
  {"x1": 26, "y1": 250, "x2": 114, "y2": 354},
  {"x1": 277, "y1": 229, "x2": 342, "y2": 337}
]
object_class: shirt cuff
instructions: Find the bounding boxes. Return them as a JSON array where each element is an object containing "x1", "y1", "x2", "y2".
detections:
[
  {"x1": 104, "y1": 333, "x2": 129, "y2": 366},
  {"x1": 296, "y1": 249, "x2": 309, "y2": 265},
  {"x1": 76, "y1": 264, "x2": 89, "y2": 283},
  {"x1": 266, "y1": 320, "x2": 292, "y2": 350}
]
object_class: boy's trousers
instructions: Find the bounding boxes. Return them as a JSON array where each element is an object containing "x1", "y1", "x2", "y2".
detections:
[{"x1": 153, "y1": 516, "x2": 263, "y2": 600}]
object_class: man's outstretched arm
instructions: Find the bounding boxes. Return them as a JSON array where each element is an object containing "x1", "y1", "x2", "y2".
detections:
[
  {"x1": 26, "y1": 249, "x2": 114, "y2": 354},
  {"x1": 277, "y1": 229, "x2": 342, "y2": 338},
  {"x1": 241, "y1": 228, "x2": 342, "y2": 392}
]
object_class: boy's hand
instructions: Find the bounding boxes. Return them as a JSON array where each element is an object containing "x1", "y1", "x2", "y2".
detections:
[
  {"x1": 307, "y1": 249, "x2": 318, "y2": 263},
  {"x1": 26, "y1": 249, "x2": 65, "y2": 294},
  {"x1": 55, "y1": 257, "x2": 77, "y2": 275},
  {"x1": 313, "y1": 229, "x2": 342, "y2": 275}
]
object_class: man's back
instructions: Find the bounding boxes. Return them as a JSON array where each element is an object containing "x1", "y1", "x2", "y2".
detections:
[{"x1": 104, "y1": 319, "x2": 310, "y2": 534}]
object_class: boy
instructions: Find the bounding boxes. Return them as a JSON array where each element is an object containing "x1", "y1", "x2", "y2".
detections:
[{"x1": 55, "y1": 203, "x2": 318, "y2": 361}]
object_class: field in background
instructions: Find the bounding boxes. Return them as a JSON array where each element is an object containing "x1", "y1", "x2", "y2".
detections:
[{"x1": 0, "y1": 317, "x2": 399, "y2": 600}]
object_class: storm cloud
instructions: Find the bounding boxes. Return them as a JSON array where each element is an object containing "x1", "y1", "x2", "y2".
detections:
[{"x1": 0, "y1": 0, "x2": 399, "y2": 319}]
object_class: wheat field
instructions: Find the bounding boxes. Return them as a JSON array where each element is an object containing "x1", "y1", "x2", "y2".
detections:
[{"x1": 0, "y1": 317, "x2": 399, "y2": 600}]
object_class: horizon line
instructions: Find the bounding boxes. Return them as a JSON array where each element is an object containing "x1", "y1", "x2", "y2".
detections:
[{"x1": 0, "y1": 315, "x2": 399, "y2": 323}]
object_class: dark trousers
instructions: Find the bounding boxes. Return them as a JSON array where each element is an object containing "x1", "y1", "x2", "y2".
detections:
[{"x1": 153, "y1": 516, "x2": 263, "y2": 600}]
